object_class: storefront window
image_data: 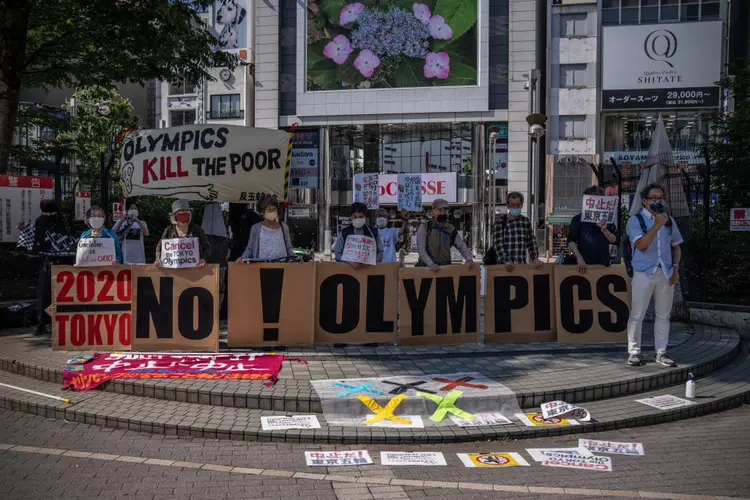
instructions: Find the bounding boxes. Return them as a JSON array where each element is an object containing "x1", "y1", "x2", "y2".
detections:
[
  {"x1": 602, "y1": 0, "x2": 722, "y2": 24},
  {"x1": 603, "y1": 111, "x2": 710, "y2": 153}
]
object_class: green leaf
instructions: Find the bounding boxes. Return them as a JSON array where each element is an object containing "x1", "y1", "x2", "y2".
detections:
[
  {"x1": 320, "y1": 0, "x2": 349, "y2": 26},
  {"x1": 393, "y1": 58, "x2": 425, "y2": 87},
  {"x1": 432, "y1": 0, "x2": 478, "y2": 50},
  {"x1": 432, "y1": 56, "x2": 476, "y2": 86},
  {"x1": 308, "y1": 59, "x2": 341, "y2": 90},
  {"x1": 307, "y1": 40, "x2": 330, "y2": 68}
]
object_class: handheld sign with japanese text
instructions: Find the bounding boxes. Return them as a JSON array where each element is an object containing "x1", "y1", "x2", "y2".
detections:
[
  {"x1": 160, "y1": 237, "x2": 199, "y2": 268},
  {"x1": 51, "y1": 266, "x2": 132, "y2": 351},
  {"x1": 75, "y1": 238, "x2": 117, "y2": 267},
  {"x1": 581, "y1": 195, "x2": 618, "y2": 224},
  {"x1": 341, "y1": 235, "x2": 377, "y2": 266},
  {"x1": 353, "y1": 173, "x2": 380, "y2": 209}
]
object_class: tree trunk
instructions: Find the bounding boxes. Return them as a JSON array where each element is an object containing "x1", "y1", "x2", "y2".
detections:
[{"x1": 0, "y1": 2, "x2": 32, "y2": 172}]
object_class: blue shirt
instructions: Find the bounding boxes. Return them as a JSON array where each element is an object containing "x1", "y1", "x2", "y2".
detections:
[
  {"x1": 379, "y1": 227, "x2": 400, "y2": 263},
  {"x1": 79, "y1": 227, "x2": 123, "y2": 264},
  {"x1": 626, "y1": 209, "x2": 683, "y2": 278}
]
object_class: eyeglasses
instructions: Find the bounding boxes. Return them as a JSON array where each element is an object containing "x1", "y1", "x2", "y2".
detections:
[{"x1": 646, "y1": 196, "x2": 664, "y2": 202}]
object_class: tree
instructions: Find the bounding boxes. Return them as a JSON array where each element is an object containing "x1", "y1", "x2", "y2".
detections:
[{"x1": 0, "y1": 0, "x2": 237, "y2": 171}]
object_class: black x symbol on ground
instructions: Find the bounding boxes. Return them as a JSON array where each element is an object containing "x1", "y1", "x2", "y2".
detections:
[{"x1": 381, "y1": 380, "x2": 436, "y2": 395}]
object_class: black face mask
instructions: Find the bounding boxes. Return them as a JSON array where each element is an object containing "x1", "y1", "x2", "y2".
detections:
[{"x1": 436, "y1": 214, "x2": 448, "y2": 223}]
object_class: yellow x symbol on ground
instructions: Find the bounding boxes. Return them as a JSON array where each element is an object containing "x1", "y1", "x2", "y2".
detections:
[{"x1": 357, "y1": 394, "x2": 412, "y2": 425}]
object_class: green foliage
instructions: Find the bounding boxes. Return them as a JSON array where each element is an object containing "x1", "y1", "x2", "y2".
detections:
[{"x1": 432, "y1": 0, "x2": 478, "y2": 50}]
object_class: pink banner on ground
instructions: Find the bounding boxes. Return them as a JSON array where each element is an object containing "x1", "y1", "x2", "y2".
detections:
[{"x1": 62, "y1": 353, "x2": 288, "y2": 391}]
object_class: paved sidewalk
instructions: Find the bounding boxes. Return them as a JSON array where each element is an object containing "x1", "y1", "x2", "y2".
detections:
[{"x1": 1, "y1": 405, "x2": 749, "y2": 499}]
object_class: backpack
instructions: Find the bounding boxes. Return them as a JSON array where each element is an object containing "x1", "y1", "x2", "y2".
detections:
[{"x1": 623, "y1": 213, "x2": 671, "y2": 277}]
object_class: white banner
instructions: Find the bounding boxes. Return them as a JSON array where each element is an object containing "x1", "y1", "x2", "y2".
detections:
[
  {"x1": 120, "y1": 125, "x2": 291, "y2": 202},
  {"x1": 635, "y1": 394, "x2": 695, "y2": 410},
  {"x1": 260, "y1": 415, "x2": 320, "y2": 431},
  {"x1": 353, "y1": 173, "x2": 380, "y2": 209},
  {"x1": 526, "y1": 448, "x2": 593, "y2": 462},
  {"x1": 541, "y1": 400, "x2": 591, "y2": 422},
  {"x1": 159, "y1": 237, "x2": 200, "y2": 268},
  {"x1": 378, "y1": 173, "x2": 456, "y2": 204},
  {"x1": 579, "y1": 439, "x2": 645, "y2": 456},
  {"x1": 602, "y1": 22, "x2": 722, "y2": 90},
  {"x1": 539, "y1": 452, "x2": 613, "y2": 472},
  {"x1": 304, "y1": 450, "x2": 373, "y2": 467},
  {"x1": 397, "y1": 174, "x2": 423, "y2": 212},
  {"x1": 75, "y1": 238, "x2": 117, "y2": 267},
  {"x1": 581, "y1": 195, "x2": 618, "y2": 225},
  {"x1": 341, "y1": 235, "x2": 377, "y2": 266},
  {"x1": 74, "y1": 192, "x2": 91, "y2": 221},
  {"x1": 380, "y1": 451, "x2": 446, "y2": 466}
]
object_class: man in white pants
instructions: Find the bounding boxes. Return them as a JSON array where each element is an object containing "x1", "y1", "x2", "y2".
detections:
[{"x1": 625, "y1": 183, "x2": 683, "y2": 367}]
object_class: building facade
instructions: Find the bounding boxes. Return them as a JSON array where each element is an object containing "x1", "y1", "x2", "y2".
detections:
[{"x1": 545, "y1": 0, "x2": 728, "y2": 256}]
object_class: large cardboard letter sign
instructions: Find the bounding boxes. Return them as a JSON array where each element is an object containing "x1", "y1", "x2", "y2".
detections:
[
  {"x1": 51, "y1": 265, "x2": 132, "y2": 351},
  {"x1": 484, "y1": 264, "x2": 557, "y2": 343},
  {"x1": 315, "y1": 262, "x2": 398, "y2": 344},
  {"x1": 554, "y1": 265, "x2": 631, "y2": 344},
  {"x1": 132, "y1": 265, "x2": 219, "y2": 351},
  {"x1": 227, "y1": 262, "x2": 316, "y2": 346},
  {"x1": 399, "y1": 266, "x2": 480, "y2": 346}
]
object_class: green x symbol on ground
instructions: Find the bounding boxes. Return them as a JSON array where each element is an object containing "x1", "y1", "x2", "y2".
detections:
[{"x1": 416, "y1": 389, "x2": 475, "y2": 423}]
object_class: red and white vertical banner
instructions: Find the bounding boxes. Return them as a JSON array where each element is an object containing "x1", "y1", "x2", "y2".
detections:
[
  {"x1": 75, "y1": 192, "x2": 91, "y2": 221},
  {"x1": 0, "y1": 175, "x2": 54, "y2": 242},
  {"x1": 730, "y1": 208, "x2": 750, "y2": 232}
]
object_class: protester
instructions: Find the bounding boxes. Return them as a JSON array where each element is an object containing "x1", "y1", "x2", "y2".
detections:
[
  {"x1": 396, "y1": 213, "x2": 411, "y2": 266},
  {"x1": 227, "y1": 203, "x2": 263, "y2": 262},
  {"x1": 77, "y1": 206, "x2": 123, "y2": 265},
  {"x1": 154, "y1": 199, "x2": 210, "y2": 267},
  {"x1": 238, "y1": 196, "x2": 295, "y2": 261},
  {"x1": 416, "y1": 198, "x2": 474, "y2": 270},
  {"x1": 32, "y1": 199, "x2": 71, "y2": 335},
  {"x1": 626, "y1": 183, "x2": 683, "y2": 367},
  {"x1": 375, "y1": 208, "x2": 400, "y2": 263},
  {"x1": 493, "y1": 192, "x2": 543, "y2": 272},
  {"x1": 112, "y1": 203, "x2": 149, "y2": 264},
  {"x1": 567, "y1": 186, "x2": 618, "y2": 273},
  {"x1": 333, "y1": 202, "x2": 383, "y2": 267}
]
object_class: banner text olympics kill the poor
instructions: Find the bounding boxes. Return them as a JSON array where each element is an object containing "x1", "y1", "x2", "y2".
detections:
[{"x1": 120, "y1": 125, "x2": 291, "y2": 202}]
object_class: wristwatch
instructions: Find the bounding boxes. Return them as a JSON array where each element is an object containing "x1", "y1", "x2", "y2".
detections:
[{"x1": 672, "y1": 264, "x2": 680, "y2": 270}]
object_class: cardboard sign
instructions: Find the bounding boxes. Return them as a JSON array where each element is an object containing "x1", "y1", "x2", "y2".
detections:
[
  {"x1": 457, "y1": 452, "x2": 530, "y2": 468},
  {"x1": 131, "y1": 265, "x2": 219, "y2": 352},
  {"x1": 554, "y1": 265, "x2": 631, "y2": 344},
  {"x1": 730, "y1": 208, "x2": 750, "y2": 231},
  {"x1": 341, "y1": 235, "x2": 377, "y2": 266},
  {"x1": 581, "y1": 195, "x2": 618, "y2": 224},
  {"x1": 227, "y1": 262, "x2": 316, "y2": 346},
  {"x1": 353, "y1": 173, "x2": 380, "y2": 209},
  {"x1": 315, "y1": 262, "x2": 398, "y2": 344},
  {"x1": 120, "y1": 125, "x2": 291, "y2": 202},
  {"x1": 380, "y1": 451, "x2": 446, "y2": 466},
  {"x1": 398, "y1": 266, "x2": 480, "y2": 346},
  {"x1": 74, "y1": 191, "x2": 91, "y2": 221},
  {"x1": 159, "y1": 237, "x2": 200, "y2": 268},
  {"x1": 484, "y1": 264, "x2": 557, "y2": 343},
  {"x1": 304, "y1": 450, "x2": 373, "y2": 467},
  {"x1": 260, "y1": 415, "x2": 320, "y2": 431},
  {"x1": 397, "y1": 174, "x2": 422, "y2": 212},
  {"x1": 75, "y1": 238, "x2": 117, "y2": 267},
  {"x1": 579, "y1": 439, "x2": 645, "y2": 456},
  {"x1": 635, "y1": 394, "x2": 695, "y2": 410},
  {"x1": 51, "y1": 266, "x2": 132, "y2": 351}
]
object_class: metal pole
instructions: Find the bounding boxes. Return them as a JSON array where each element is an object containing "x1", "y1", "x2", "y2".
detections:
[
  {"x1": 526, "y1": 73, "x2": 534, "y2": 219},
  {"x1": 471, "y1": 124, "x2": 485, "y2": 254},
  {"x1": 320, "y1": 127, "x2": 332, "y2": 255}
]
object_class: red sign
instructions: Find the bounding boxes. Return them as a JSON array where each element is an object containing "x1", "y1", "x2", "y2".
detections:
[{"x1": 0, "y1": 175, "x2": 54, "y2": 189}]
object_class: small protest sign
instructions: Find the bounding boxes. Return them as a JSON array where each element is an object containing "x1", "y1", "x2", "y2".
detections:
[
  {"x1": 449, "y1": 412, "x2": 511, "y2": 427},
  {"x1": 581, "y1": 195, "x2": 618, "y2": 224},
  {"x1": 74, "y1": 192, "x2": 91, "y2": 221},
  {"x1": 526, "y1": 448, "x2": 593, "y2": 462},
  {"x1": 380, "y1": 451, "x2": 446, "y2": 466},
  {"x1": 635, "y1": 394, "x2": 695, "y2": 410},
  {"x1": 304, "y1": 450, "x2": 373, "y2": 467},
  {"x1": 75, "y1": 238, "x2": 117, "y2": 267},
  {"x1": 353, "y1": 173, "x2": 380, "y2": 209},
  {"x1": 730, "y1": 208, "x2": 750, "y2": 231},
  {"x1": 579, "y1": 439, "x2": 645, "y2": 456},
  {"x1": 260, "y1": 415, "x2": 320, "y2": 431},
  {"x1": 541, "y1": 400, "x2": 591, "y2": 421},
  {"x1": 159, "y1": 237, "x2": 200, "y2": 268},
  {"x1": 397, "y1": 174, "x2": 422, "y2": 212},
  {"x1": 516, "y1": 412, "x2": 580, "y2": 427},
  {"x1": 539, "y1": 452, "x2": 613, "y2": 472},
  {"x1": 457, "y1": 452, "x2": 530, "y2": 468},
  {"x1": 341, "y1": 235, "x2": 377, "y2": 266}
]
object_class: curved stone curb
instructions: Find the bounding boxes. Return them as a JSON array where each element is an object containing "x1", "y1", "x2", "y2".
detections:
[
  {"x1": 0, "y1": 326, "x2": 737, "y2": 413},
  {"x1": 0, "y1": 341, "x2": 748, "y2": 444}
]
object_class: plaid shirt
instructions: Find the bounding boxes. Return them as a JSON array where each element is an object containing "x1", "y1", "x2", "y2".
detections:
[{"x1": 493, "y1": 214, "x2": 539, "y2": 264}]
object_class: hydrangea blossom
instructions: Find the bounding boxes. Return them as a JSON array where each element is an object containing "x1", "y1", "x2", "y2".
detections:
[
  {"x1": 428, "y1": 15, "x2": 453, "y2": 40},
  {"x1": 323, "y1": 35, "x2": 353, "y2": 64},
  {"x1": 350, "y1": 7, "x2": 430, "y2": 58},
  {"x1": 354, "y1": 49, "x2": 381, "y2": 77},
  {"x1": 412, "y1": 3, "x2": 431, "y2": 24},
  {"x1": 340, "y1": 3, "x2": 365, "y2": 25},
  {"x1": 424, "y1": 51, "x2": 450, "y2": 79}
]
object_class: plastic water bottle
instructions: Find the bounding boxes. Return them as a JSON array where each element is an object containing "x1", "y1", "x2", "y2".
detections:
[{"x1": 685, "y1": 373, "x2": 696, "y2": 399}]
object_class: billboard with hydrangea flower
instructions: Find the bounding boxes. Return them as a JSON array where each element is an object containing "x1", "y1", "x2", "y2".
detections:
[{"x1": 307, "y1": 0, "x2": 478, "y2": 90}]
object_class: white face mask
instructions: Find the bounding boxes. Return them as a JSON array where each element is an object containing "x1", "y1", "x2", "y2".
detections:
[
  {"x1": 128, "y1": 209, "x2": 138, "y2": 217},
  {"x1": 89, "y1": 217, "x2": 105, "y2": 230},
  {"x1": 264, "y1": 210, "x2": 278, "y2": 221},
  {"x1": 376, "y1": 217, "x2": 388, "y2": 229},
  {"x1": 351, "y1": 217, "x2": 366, "y2": 229}
]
